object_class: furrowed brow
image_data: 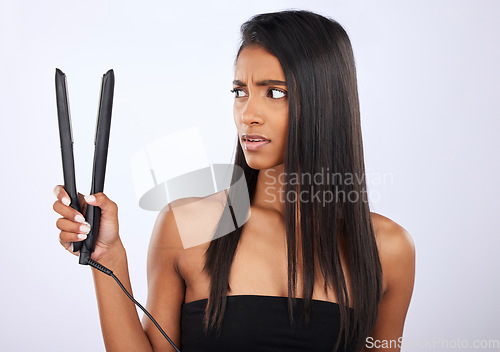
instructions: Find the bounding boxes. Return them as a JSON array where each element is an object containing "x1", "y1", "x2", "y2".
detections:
[
  {"x1": 232, "y1": 79, "x2": 287, "y2": 86},
  {"x1": 232, "y1": 80, "x2": 246, "y2": 86},
  {"x1": 256, "y1": 79, "x2": 287, "y2": 86}
]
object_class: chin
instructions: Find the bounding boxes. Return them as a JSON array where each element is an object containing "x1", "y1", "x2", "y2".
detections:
[{"x1": 244, "y1": 155, "x2": 284, "y2": 170}]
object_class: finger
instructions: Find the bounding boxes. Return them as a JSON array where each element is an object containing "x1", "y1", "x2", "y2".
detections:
[
  {"x1": 59, "y1": 237, "x2": 79, "y2": 257},
  {"x1": 53, "y1": 185, "x2": 71, "y2": 206},
  {"x1": 56, "y1": 218, "x2": 91, "y2": 237},
  {"x1": 53, "y1": 200, "x2": 87, "y2": 223},
  {"x1": 84, "y1": 193, "x2": 118, "y2": 215},
  {"x1": 59, "y1": 229, "x2": 89, "y2": 243}
]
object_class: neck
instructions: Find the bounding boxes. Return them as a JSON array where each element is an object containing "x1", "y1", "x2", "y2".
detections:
[{"x1": 252, "y1": 163, "x2": 286, "y2": 216}]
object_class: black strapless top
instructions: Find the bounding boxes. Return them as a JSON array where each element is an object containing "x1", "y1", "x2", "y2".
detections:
[{"x1": 180, "y1": 295, "x2": 354, "y2": 352}]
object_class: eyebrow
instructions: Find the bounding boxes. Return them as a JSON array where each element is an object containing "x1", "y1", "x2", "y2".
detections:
[{"x1": 232, "y1": 79, "x2": 287, "y2": 87}]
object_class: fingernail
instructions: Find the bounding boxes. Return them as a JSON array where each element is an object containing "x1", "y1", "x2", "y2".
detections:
[
  {"x1": 62, "y1": 197, "x2": 71, "y2": 206},
  {"x1": 78, "y1": 234, "x2": 87, "y2": 240},
  {"x1": 85, "y1": 195, "x2": 96, "y2": 203},
  {"x1": 75, "y1": 214, "x2": 85, "y2": 223},
  {"x1": 80, "y1": 225, "x2": 91, "y2": 234},
  {"x1": 70, "y1": 243, "x2": 74, "y2": 252}
]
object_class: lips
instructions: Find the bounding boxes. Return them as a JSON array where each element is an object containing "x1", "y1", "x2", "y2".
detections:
[
  {"x1": 242, "y1": 134, "x2": 271, "y2": 151},
  {"x1": 243, "y1": 134, "x2": 269, "y2": 142}
]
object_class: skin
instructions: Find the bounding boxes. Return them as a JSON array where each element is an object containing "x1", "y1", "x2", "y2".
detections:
[{"x1": 53, "y1": 45, "x2": 415, "y2": 352}]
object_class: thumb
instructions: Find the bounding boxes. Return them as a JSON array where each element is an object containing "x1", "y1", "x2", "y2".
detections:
[{"x1": 84, "y1": 193, "x2": 118, "y2": 215}]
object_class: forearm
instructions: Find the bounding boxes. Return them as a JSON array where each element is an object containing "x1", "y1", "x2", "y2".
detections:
[{"x1": 91, "y1": 240, "x2": 153, "y2": 352}]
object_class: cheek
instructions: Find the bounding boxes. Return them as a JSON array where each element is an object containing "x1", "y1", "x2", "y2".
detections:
[
  {"x1": 280, "y1": 113, "x2": 289, "y2": 140},
  {"x1": 233, "y1": 105, "x2": 239, "y2": 127},
  {"x1": 233, "y1": 102, "x2": 243, "y2": 125}
]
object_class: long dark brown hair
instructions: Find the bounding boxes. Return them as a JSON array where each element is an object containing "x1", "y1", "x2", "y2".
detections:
[{"x1": 202, "y1": 10, "x2": 382, "y2": 351}]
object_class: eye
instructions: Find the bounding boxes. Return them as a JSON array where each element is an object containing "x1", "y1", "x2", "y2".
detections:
[
  {"x1": 230, "y1": 88, "x2": 247, "y2": 98},
  {"x1": 268, "y1": 88, "x2": 287, "y2": 99}
]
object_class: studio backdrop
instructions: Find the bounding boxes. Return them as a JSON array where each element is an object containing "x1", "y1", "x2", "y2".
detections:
[{"x1": 0, "y1": 0, "x2": 498, "y2": 350}]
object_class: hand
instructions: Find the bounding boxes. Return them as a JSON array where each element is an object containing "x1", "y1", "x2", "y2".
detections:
[{"x1": 53, "y1": 185, "x2": 120, "y2": 261}]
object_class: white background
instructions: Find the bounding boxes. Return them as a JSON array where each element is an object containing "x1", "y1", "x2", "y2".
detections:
[{"x1": 1, "y1": 0, "x2": 499, "y2": 350}]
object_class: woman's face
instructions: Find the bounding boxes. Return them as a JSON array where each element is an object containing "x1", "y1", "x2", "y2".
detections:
[{"x1": 232, "y1": 45, "x2": 288, "y2": 170}]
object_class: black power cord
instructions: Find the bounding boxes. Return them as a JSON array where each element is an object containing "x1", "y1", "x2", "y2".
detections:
[{"x1": 86, "y1": 258, "x2": 181, "y2": 352}]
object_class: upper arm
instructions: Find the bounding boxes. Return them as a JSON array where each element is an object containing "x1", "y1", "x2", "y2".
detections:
[
  {"x1": 143, "y1": 203, "x2": 186, "y2": 352},
  {"x1": 364, "y1": 214, "x2": 416, "y2": 352}
]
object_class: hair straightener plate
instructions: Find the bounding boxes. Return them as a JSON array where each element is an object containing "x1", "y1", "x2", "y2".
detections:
[{"x1": 55, "y1": 68, "x2": 114, "y2": 265}]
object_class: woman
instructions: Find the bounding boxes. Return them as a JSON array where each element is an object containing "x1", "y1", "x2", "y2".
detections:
[{"x1": 53, "y1": 10, "x2": 415, "y2": 352}]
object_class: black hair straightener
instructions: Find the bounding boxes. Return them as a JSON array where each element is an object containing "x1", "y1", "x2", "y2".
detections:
[
  {"x1": 55, "y1": 68, "x2": 114, "y2": 265},
  {"x1": 54, "y1": 69, "x2": 180, "y2": 351}
]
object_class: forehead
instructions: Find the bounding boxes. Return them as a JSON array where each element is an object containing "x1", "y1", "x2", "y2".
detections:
[{"x1": 234, "y1": 46, "x2": 285, "y2": 81}]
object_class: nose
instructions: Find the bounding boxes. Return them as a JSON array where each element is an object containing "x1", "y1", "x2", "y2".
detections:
[{"x1": 240, "y1": 95, "x2": 264, "y2": 126}]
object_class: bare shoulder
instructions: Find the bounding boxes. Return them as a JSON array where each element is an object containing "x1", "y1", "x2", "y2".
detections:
[
  {"x1": 363, "y1": 213, "x2": 415, "y2": 347},
  {"x1": 146, "y1": 196, "x2": 219, "y2": 349},
  {"x1": 152, "y1": 191, "x2": 230, "y2": 251},
  {"x1": 370, "y1": 212, "x2": 415, "y2": 293},
  {"x1": 371, "y1": 212, "x2": 415, "y2": 258}
]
